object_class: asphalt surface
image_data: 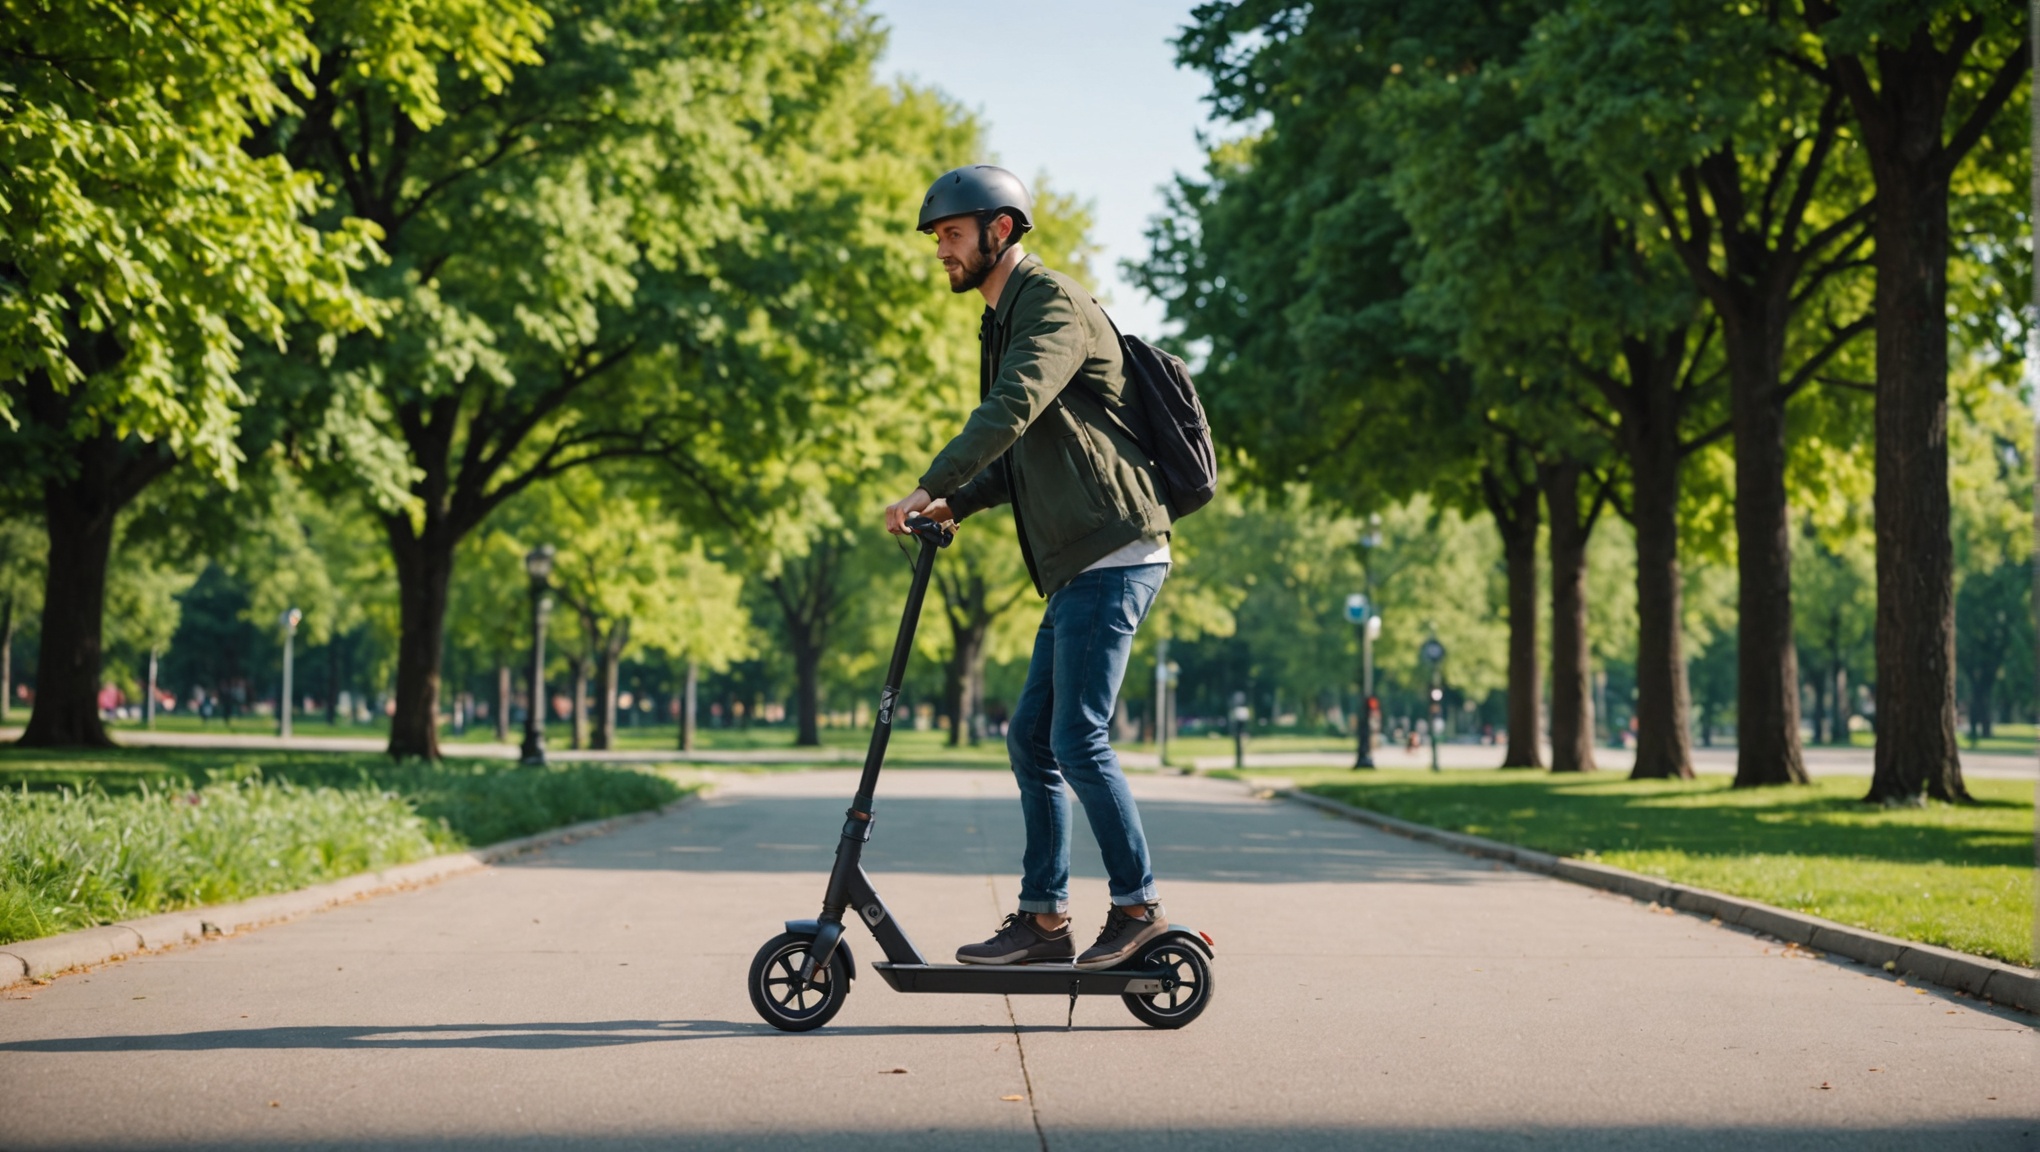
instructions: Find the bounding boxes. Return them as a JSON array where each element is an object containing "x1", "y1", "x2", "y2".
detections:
[{"x1": 1, "y1": 769, "x2": 2033, "y2": 1151}]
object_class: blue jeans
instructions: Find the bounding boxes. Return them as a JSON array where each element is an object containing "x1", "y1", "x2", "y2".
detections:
[{"x1": 1007, "y1": 562, "x2": 1168, "y2": 914}]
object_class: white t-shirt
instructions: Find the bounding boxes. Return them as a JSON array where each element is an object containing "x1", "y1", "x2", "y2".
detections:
[{"x1": 1081, "y1": 533, "x2": 1172, "y2": 573}]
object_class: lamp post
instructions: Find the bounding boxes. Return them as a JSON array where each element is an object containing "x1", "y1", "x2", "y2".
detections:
[
  {"x1": 520, "y1": 545, "x2": 555, "y2": 766},
  {"x1": 277, "y1": 607, "x2": 302, "y2": 738},
  {"x1": 1353, "y1": 516, "x2": 1383, "y2": 768},
  {"x1": 1421, "y1": 636, "x2": 1447, "y2": 773},
  {"x1": 1346, "y1": 594, "x2": 1382, "y2": 769}
]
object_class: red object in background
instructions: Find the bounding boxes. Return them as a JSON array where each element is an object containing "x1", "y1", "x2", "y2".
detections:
[
  {"x1": 1367, "y1": 696, "x2": 1381, "y2": 716},
  {"x1": 97, "y1": 684, "x2": 124, "y2": 711}
]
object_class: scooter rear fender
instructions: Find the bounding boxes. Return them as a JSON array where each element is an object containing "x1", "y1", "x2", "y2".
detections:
[
  {"x1": 1150, "y1": 926, "x2": 1216, "y2": 961},
  {"x1": 785, "y1": 919, "x2": 857, "y2": 982}
]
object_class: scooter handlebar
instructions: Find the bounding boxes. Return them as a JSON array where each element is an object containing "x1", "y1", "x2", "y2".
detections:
[{"x1": 904, "y1": 514, "x2": 954, "y2": 549}]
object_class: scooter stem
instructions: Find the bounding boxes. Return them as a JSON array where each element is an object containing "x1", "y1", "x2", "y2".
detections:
[{"x1": 851, "y1": 515, "x2": 952, "y2": 815}]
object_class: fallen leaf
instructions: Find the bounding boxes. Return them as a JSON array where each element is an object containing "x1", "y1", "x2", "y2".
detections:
[
  {"x1": 1818, "y1": 1083, "x2": 1831, "y2": 1091},
  {"x1": 1000, "y1": 1095, "x2": 1025, "y2": 1102},
  {"x1": 882, "y1": 1068, "x2": 908, "y2": 1074},
  {"x1": 269, "y1": 1101, "x2": 280, "y2": 1108}
]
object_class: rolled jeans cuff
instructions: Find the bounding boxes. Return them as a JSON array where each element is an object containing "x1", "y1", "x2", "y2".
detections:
[
  {"x1": 1111, "y1": 886, "x2": 1160, "y2": 907},
  {"x1": 1017, "y1": 897, "x2": 1068, "y2": 915}
]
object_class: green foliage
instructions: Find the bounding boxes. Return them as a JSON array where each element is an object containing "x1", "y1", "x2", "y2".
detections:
[
  {"x1": 1297, "y1": 769, "x2": 2034, "y2": 964},
  {"x1": 0, "y1": 0, "x2": 544, "y2": 477},
  {"x1": 0, "y1": 749, "x2": 687, "y2": 944}
]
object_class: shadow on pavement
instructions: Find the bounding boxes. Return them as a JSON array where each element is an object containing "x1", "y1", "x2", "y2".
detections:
[
  {"x1": 505, "y1": 794, "x2": 1504, "y2": 886},
  {"x1": 31, "y1": 1122, "x2": 2034, "y2": 1151},
  {"x1": 0, "y1": 1018, "x2": 1147, "y2": 1053}
]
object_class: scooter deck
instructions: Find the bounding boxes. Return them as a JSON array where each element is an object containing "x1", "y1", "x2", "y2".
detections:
[{"x1": 871, "y1": 962, "x2": 1172, "y2": 996}]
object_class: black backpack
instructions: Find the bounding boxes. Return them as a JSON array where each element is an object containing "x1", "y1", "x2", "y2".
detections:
[{"x1": 1089, "y1": 312, "x2": 1218, "y2": 518}]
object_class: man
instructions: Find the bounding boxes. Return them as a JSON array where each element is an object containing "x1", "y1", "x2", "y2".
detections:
[{"x1": 884, "y1": 165, "x2": 1176, "y2": 971}]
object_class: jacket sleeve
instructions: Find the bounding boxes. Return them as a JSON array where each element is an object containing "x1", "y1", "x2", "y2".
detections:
[
  {"x1": 918, "y1": 279, "x2": 1088, "y2": 499},
  {"x1": 945, "y1": 456, "x2": 1009, "y2": 520}
]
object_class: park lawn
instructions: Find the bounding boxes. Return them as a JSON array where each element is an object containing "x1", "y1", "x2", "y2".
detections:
[
  {"x1": 1274, "y1": 769, "x2": 2034, "y2": 967},
  {"x1": 1845, "y1": 723, "x2": 2036, "y2": 757},
  {"x1": 0, "y1": 748, "x2": 691, "y2": 947}
]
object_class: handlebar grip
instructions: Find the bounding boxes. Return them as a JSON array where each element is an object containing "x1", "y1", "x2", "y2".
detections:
[{"x1": 904, "y1": 514, "x2": 955, "y2": 549}]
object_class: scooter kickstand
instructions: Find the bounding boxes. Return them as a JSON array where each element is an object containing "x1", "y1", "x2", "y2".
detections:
[{"x1": 1066, "y1": 979, "x2": 1079, "y2": 1031}]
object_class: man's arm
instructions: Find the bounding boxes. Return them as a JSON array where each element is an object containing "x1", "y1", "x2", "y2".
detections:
[
  {"x1": 945, "y1": 456, "x2": 1009, "y2": 520},
  {"x1": 917, "y1": 280, "x2": 1087, "y2": 500}
]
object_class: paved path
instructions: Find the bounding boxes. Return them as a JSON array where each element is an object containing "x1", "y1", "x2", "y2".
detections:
[{"x1": 1, "y1": 770, "x2": 2032, "y2": 1151}]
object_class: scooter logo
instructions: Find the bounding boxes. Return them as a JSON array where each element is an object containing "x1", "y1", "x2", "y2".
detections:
[
  {"x1": 862, "y1": 902, "x2": 887, "y2": 926},
  {"x1": 877, "y1": 687, "x2": 897, "y2": 725}
]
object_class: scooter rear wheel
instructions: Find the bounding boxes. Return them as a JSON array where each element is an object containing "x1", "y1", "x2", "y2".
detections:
[
  {"x1": 748, "y1": 931, "x2": 850, "y2": 1032},
  {"x1": 1122, "y1": 939, "x2": 1213, "y2": 1029}
]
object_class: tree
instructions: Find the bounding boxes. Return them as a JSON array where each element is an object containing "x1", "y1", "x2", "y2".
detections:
[
  {"x1": 506, "y1": 471, "x2": 744, "y2": 751},
  {"x1": 276, "y1": 0, "x2": 948, "y2": 758},
  {"x1": 1528, "y1": 0, "x2": 1879, "y2": 786},
  {"x1": 1793, "y1": 520, "x2": 1876, "y2": 744},
  {"x1": 1149, "y1": 5, "x2": 1516, "y2": 755},
  {"x1": 929, "y1": 507, "x2": 1033, "y2": 746},
  {"x1": 0, "y1": 519, "x2": 43, "y2": 724},
  {"x1": 0, "y1": 0, "x2": 484, "y2": 744},
  {"x1": 1799, "y1": 3, "x2": 2030, "y2": 802}
]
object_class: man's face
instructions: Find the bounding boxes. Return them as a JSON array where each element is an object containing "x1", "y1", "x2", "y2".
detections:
[{"x1": 932, "y1": 214, "x2": 1010, "y2": 293}]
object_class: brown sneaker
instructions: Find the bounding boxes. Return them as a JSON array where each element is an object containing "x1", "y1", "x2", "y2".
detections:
[
  {"x1": 956, "y1": 912, "x2": 1076, "y2": 965},
  {"x1": 1074, "y1": 903, "x2": 1168, "y2": 970}
]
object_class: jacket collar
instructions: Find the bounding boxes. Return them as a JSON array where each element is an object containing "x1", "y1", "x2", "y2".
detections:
[{"x1": 989, "y1": 252, "x2": 1044, "y2": 328}]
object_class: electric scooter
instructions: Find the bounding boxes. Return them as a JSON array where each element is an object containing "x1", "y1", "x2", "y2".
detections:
[{"x1": 746, "y1": 514, "x2": 1215, "y2": 1033}]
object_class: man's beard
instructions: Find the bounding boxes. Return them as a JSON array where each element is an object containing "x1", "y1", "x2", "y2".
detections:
[{"x1": 949, "y1": 243, "x2": 997, "y2": 293}]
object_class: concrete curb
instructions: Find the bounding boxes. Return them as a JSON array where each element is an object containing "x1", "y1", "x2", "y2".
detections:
[
  {"x1": 1279, "y1": 787, "x2": 2039, "y2": 1016},
  {"x1": 0, "y1": 793, "x2": 701, "y2": 989}
]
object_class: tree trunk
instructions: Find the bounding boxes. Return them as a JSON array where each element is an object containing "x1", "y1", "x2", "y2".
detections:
[
  {"x1": 1483, "y1": 464, "x2": 1543, "y2": 768},
  {"x1": 19, "y1": 474, "x2": 123, "y2": 748},
  {"x1": 569, "y1": 656, "x2": 589, "y2": 750},
  {"x1": 679, "y1": 660, "x2": 697, "y2": 751},
  {"x1": 944, "y1": 623, "x2": 987, "y2": 749},
  {"x1": 1622, "y1": 345, "x2": 1695, "y2": 780},
  {"x1": 791, "y1": 637, "x2": 821, "y2": 746},
  {"x1": 1723, "y1": 300, "x2": 1810, "y2": 787},
  {"x1": 593, "y1": 620, "x2": 628, "y2": 751},
  {"x1": 1808, "y1": 0, "x2": 2025, "y2": 803},
  {"x1": 1542, "y1": 461, "x2": 1597, "y2": 773},
  {"x1": 968, "y1": 655, "x2": 991, "y2": 744},
  {"x1": 1, "y1": 595, "x2": 12, "y2": 725},
  {"x1": 1859, "y1": 58, "x2": 1966, "y2": 804},
  {"x1": 494, "y1": 662, "x2": 511, "y2": 742},
  {"x1": 384, "y1": 523, "x2": 456, "y2": 760},
  {"x1": 1832, "y1": 663, "x2": 1850, "y2": 745}
]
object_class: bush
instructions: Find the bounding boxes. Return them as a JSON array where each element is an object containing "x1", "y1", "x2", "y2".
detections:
[{"x1": 0, "y1": 753, "x2": 689, "y2": 946}]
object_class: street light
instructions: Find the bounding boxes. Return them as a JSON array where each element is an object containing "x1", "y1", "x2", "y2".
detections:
[
  {"x1": 277, "y1": 607, "x2": 302, "y2": 738},
  {"x1": 1421, "y1": 636, "x2": 1447, "y2": 773},
  {"x1": 1353, "y1": 515, "x2": 1384, "y2": 769},
  {"x1": 1346, "y1": 594, "x2": 1383, "y2": 769},
  {"x1": 520, "y1": 544, "x2": 555, "y2": 766}
]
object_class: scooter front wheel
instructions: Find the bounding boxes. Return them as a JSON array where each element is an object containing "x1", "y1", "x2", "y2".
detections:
[
  {"x1": 748, "y1": 931, "x2": 850, "y2": 1032},
  {"x1": 1122, "y1": 938, "x2": 1213, "y2": 1029}
]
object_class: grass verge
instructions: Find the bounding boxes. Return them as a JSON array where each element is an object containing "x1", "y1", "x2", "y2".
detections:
[
  {"x1": 0, "y1": 749, "x2": 690, "y2": 946},
  {"x1": 1276, "y1": 769, "x2": 2034, "y2": 967}
]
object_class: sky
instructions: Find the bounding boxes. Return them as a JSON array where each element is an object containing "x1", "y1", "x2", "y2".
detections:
[{"x1": 864, "y1": 0, "x2": 1218, "y2": 337}]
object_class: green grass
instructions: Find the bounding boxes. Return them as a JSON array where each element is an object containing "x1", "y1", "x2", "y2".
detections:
[
  {"x1": 1275, "y1": 769, "x2": 2035, "y2": 967},
  {"x1": 1844, "y1": 723, "x2": 2034, "y2": 757},
  {"x1": 0, "y1": 748, "x2": 690, "y2": 946}
]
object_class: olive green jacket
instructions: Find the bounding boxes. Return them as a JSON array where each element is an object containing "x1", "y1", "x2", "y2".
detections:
[{"x1": 918, "y1": 255, "x2": 1173, "y2": 596}]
